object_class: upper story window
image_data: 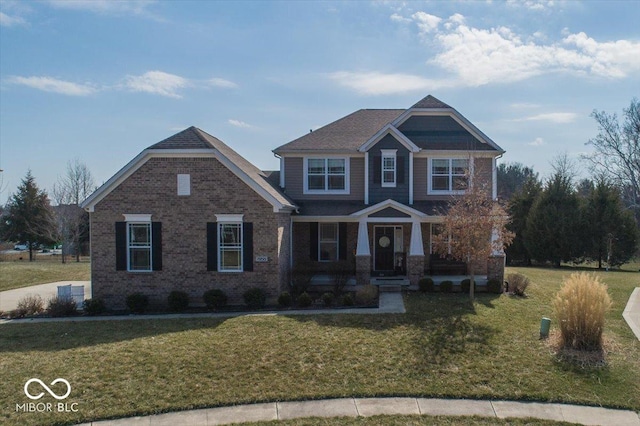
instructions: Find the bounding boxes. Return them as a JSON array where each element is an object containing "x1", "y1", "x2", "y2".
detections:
[
  {"x1": 304, "y1": 157, "x2": 349, "y2": 194},
  {"x1": 428, "y1": 158, "x2": 469, "y2": 194},
  {"x1": 381, "y1": 150, "x2": 397, "y2": 188}
]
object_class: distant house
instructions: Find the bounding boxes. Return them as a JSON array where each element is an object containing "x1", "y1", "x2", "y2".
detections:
[{"x1": 81, "y1": 95, "x2": 505, "y2": 309}]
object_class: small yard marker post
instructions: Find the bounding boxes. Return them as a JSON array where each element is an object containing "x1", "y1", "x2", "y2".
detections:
[{"x1": 540, "y1": 317, "x2": 551, "y2": 339}]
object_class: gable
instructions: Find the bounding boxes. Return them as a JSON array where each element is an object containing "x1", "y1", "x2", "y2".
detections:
[
  {"x1": 368, "y1": 207, "x2": 411, "y2": 218},
  {"x1": 398, "y1": 115, "x2": 495, "y2": 151}
]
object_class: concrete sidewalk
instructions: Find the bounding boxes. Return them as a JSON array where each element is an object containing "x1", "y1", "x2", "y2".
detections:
[
  {"x1": 623, "y1": 287, "x2": 640, "y2": 340},
  {"x1": 0, "y1": 292, "x2": 404, "y2": 324},
  {"x1": 0, "y1": 281, "x2": 91, "y2": 312},
  {"x1": 78, "y1": 397, "x2": 640, "y2": 426}
]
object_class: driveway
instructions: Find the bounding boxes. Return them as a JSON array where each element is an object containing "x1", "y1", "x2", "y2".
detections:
[{"x1": 0, "y1": 281, "x2": 91, "y2": 312}]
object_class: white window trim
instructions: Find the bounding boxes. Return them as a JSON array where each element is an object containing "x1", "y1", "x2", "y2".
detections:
[
  {"x1": 303, "y1": 157, "x2": 350, "y2": 195},
  {"x1": 318, "y1": 222, "x2": 339, "y2": 262},
  {"x1": 381, "y1": 149, "x2": 397, "y2": 188},
  {"x1": 427, "y1": 157, "x2": 473, "y2": 195},
  {"x1": 218, "y1": 222, "x2": 243, "y2": 273},
  {"x1": 126, "y1": 221, "x2": 152, "y2": 273}
]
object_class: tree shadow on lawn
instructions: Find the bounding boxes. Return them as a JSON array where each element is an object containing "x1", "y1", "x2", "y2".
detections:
[
  {"x1": 0, "y1": 317, "x2": 227, "y2": 353},
  {"x1": 288, "y1": 292, "x2": 498, "y2": 365}
]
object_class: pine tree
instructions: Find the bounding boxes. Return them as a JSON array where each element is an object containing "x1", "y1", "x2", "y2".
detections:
[
  {"x1": 505, "y1": 176, "x2": 542, "y2": 265},
  {"x1": 0, "y1": 171, "x2": 56, "y2": 261},
  {"x1": 524, "y1": 172, "x2": 581, "y2": 267},
  {"x1": 582, "y1": 180, "x2": 638, "y2": 268}
]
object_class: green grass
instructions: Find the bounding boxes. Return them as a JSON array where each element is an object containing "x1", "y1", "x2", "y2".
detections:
[
  {"x1": 0, "y1": 258, "x2": 90, "y2": 292},
  {"x1": 240, "y1": 415, "x2": 575, "y2": 425},
  {"x1": 0, "y1": 265, "x2": 638, "y2": 426}
]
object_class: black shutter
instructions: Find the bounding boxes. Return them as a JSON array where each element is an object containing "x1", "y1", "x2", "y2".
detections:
[
  {"x1": 243, "y1": 222, "x2": 253, "y2": 272},
  {"x1": 373, "y1": 155, "x2": 381, "y2": 184},
  {"x1": 397, "y1": 156, "x2": 405, "y2": 184},
  {"x1": 338, "y1": 222, "x2": 347, "y2": 261},
  {"x1": 309, "y1": 222, "x2": 318, "y2": 261},
  {"x1": 152, "y1": 222, "x2": 162, "y2": 271},
  {"x1": 115, "y1": 222, "x2": 127, "y2": 271},
  {"x1": 207, "y1": 222, "x2": 217, "y2": 271}
]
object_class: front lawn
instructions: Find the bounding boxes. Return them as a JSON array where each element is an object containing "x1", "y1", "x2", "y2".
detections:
[
  {"x1": 0, "y1": 266, "x2": 638, "y2": 426},
  {"x1": 0, "y1": 258, "x2": 90, "y2": 292}
]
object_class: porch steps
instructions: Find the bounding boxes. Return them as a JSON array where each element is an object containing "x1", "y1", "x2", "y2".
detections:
[{"x1": 370, "y1": 277, "x2": 410, "y2": 293}]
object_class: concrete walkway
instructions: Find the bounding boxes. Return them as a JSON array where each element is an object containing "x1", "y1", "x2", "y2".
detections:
[
  {"x1": 0, "y1": 292, "x2": 404, "y2": 324},
  {"x1": 623, "y1": 287, "x2": 640, "y2": 340},
  {"x1": 0, "y1": 281, "x2": 91, "y2": 312},
  {"x1": 77, "y1": 397, "x2": 640, "y2": 426}
]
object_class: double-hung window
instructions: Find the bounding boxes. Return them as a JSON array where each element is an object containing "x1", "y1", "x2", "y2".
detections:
[
  {"x1": 128, "y1": 222, "x2": 152, "y2": 271},
  {"x1": 381, "y1": 150, "x2": 397, "y2": 187},
  {"x1": 219, "y1": 222, "x2": 243, "y2": 272},
  {"x1": 429, "y1": 158, "x2": 469, "y2": 194},
  {"x1": 304, "y1": 158, "x2": 348, "y2": 193},
  {"x1": 319, "y1": 223, "x2": 339, "y2": 261}
]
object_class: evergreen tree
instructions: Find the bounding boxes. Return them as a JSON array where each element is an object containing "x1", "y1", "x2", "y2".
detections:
[
  {"x1": 582, "y1": 180, "x2": 638, "y2": 268},
  {"x1": 524, "y1": 171, "x2": 581, "y2": 267},
  {"x1": 505, "y1": 176, "x2": 542, "y2": 265},
  {"x1": 0, "y1": 171, "x2": 56, "y2": 261},
  {"x1": 497, "y1": 162, "x2": 539, "y2": 200}
]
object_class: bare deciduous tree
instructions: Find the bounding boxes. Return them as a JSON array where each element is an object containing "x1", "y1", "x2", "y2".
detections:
[
  {"x1": 52, "y1": 159, "x2": 95, "y2": 262},
  {"x1": 433, "y1": 172, "x2": 514, "y2": 300}
]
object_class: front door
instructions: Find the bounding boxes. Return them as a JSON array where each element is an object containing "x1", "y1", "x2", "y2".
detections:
[{"x1": 374, "y1": 226, "x2": 395, "y2": 273}]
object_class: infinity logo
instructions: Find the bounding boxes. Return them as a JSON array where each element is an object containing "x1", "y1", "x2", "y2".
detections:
[{"x1": 24, "y1": 378, "x2": 71, "y2": 400}]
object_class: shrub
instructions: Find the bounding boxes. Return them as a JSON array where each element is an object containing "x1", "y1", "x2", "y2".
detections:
[
  {"x1": 355, "y1": 285, "x2": 378, "y2": 306},
  {"x1": 460, "y1": 278, "x2": 472, "y2": 294},
  {"x1": 16, "y1": 294, "x2": 45, "y2": 317},
  {"x1": 507, "y1": 273, "x2": 530, "y2": 296},
  {"x1": 243, "y1": 287, "x2": 266, "y2": 309},
  {"x1": 290, "y1": 260, "x2": 315, "y2": 297},
  {"x1": 203, "y1": 289, "x2": 228, "y2": 310},
  {"x1": 440, "y1": 280, "x2": 453, "y2": 293},
  {"x1": 278, "y1": 291, "x2": 293, "y2": 307},
  {"x1": 47, "y1": 297, "x2": 77, "y2": 317},
  {"x1": 297, "y1": 291, "x2": 312, "y2": 307},
  {"x1": 328, "y1": 260, "x2": 354, "y2": 297},
  {"x1": 418, "y1": 277, "x2": 434, "y2": 293},
  {"x1": 342, "y1": 293, "x2": 354, "y2": 306},
  {"x1": 126, "y1": 293, "x2": 149, "y2": 314},
  {"x1": 167, "y1": 290, "x2": 189, "y2": 312},
  {"x1": 487, "y1": 279, "x2": 503, "y2": 294},
  {"x1": 553, "y1": 273, "x2": 612, "y2": 351},
  {"x1": 321, "y1": 292, "x2": 335, "y2": 307},
  {"x1": 83, "y1": 298, "x2": 106, "y2": 316}
]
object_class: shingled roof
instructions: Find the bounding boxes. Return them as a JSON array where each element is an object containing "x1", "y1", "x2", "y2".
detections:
[
  {"x1": 82, "y1": 126, "x2": 296, "y2": 211},
  {"x1": 273, "y1": 95, "x2": 502, "y2": 154},
  {"x1": 273, "y1": 109, "x2": 404, "y2": 154}
]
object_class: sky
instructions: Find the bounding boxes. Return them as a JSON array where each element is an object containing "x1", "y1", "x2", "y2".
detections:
[{"x1": 1, "y1": 0, "x2": 639, "y2": 203}]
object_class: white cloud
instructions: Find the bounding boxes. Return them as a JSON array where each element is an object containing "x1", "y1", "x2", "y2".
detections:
[
  {"x1": 122, "y1": 71, "x2": 189, "y2": 98},
  {"x1": 390, "y1": 13, "x2": 411, "y2": 24},
  {"x1": 528, "y1": 137, "x2": 546, "y2": 146},
  {"x1": 208, "y1": 77, "x2": 238, "y2": 89},
  {"x1": 6, "y1": 76, "x2": 97, "y2": 96},
  {"x1": 411, "y1": 11, "x2": 441, "y2": 34},
  {"x1": 519, "y1": 112, "x2": 578, "y2": 123},
  {"x1": 0, "y1": 11, "x2": 27, "y2": 27},
  {"x1": 431, "y1": 19, "x2": 640, "y2": 86},
  {"x1": 46, "y1": 0, "x2": 156, "y2": 15},
  {"x1": 328, "y1": 71, "x2": 454, "y2": 95},
  {"x1": 228, "y1": 119, "x2": 253, "y2": 128}
]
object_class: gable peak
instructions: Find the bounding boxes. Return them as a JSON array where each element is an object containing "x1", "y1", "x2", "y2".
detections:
[{"x1": 410, "y1": 95, "x2": 452, "y2": 109}]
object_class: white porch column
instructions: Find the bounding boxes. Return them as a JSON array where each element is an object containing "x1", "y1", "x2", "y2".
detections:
[
  {"x1": 356, "y1": 219, "x2": 370, "y2": 256},
  {"x1": 409, "y1": 220, "x2": 424, "y2": 256},
  {"x1": 409, "y1": 152, "x2": 414, "y2": 205}
]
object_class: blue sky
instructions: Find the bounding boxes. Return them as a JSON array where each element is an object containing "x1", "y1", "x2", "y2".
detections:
[{"x1": 1, "y1": 0, "x2": 639, "y2": 202}]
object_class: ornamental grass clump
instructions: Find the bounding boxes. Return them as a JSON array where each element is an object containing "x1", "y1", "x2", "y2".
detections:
[{"x1": 553, "y1": 273, "x2": 612, "y2": 351}]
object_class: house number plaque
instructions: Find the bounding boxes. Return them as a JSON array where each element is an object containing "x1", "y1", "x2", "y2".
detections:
[{"x1": 255, "y1": 256, "x2": 269, "y2": 262}]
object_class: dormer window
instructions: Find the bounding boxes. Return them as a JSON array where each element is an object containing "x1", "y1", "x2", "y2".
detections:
[
  {"x1": 304, "y1": 157, "x2": 349, "y2": 194},
  {"x1": 381, "y1": 150, "x2": 397, "y2": 188}
]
